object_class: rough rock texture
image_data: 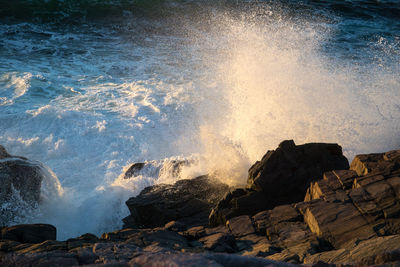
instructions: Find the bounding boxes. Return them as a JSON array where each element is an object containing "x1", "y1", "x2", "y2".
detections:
[
  {"x1": 299, "y1": 150, "x2": 400, "y2": 251},
  {"x1": 210, "y1": 140, "x2": 349, "y2": 226},
  {"x1": 2, "y1": 143, "x2": 400, "y2": 266},
  {"x1": 0, "y1": 145, "x2": 47, "y2": 226},
  {"x1": 209, "y1": 188, "x2": 271, "y2": 226},
  {"x1": 124, "y1": 175, "x2": 230, "y2": 229},
  {"x1": 0, "y1": 145, "x2": 43, "y2": 204},
  {"x1": 247, "y1": 140, "x2": 349, "y2": 204}
]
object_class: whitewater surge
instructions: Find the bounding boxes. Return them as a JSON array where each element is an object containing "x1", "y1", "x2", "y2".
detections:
[{"x1": 0, "y1": 1, "x2": 399, "y2": 239}]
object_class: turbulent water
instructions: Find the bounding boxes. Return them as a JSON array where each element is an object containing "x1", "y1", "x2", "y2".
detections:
[{"x1": 0, "y1": 0, "x2": 399, "y2": 240}]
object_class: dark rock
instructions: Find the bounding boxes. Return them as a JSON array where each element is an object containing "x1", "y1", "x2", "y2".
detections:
[
  {"x1": 209, "y1": 189, "x2": 270, "y2": 227},
  {"x1": 350, "y1": 150, "x2": 400, "y2": 176},
  {"x1": 104, "y1": 228, "x2": 189, "y2": 250},
  {"x1": 16, "y1": 240, "x2": 67, "y2": 253},
  {"x1": 124, "y1": 159, "x2": 193, "y2": 179},
  {"x1": 237, "y1": 234, "x2": 278, "y2": 257},
  {"x1": 299, "y1": 199, "x2": 377, "y2": 248},
  {"x1": 199, "y1": 232, "x2": 237, "y2": 253},
  {"x1": 0, "y1": 251, "x2": 79, "y2": 267},
  {"x1": 0, "y1": 145, "x2": 11, "y2": 159},
  {"x1": 66, "y1": 233, "x2": 99, "y2": 250},
  {"x1": 124, "y1": 175, "x2": 230, "y2": 229},
  {"x1": 123, "y1": 162, "x2": 145, "y2": 179},
  {"x1": 0, "y1": 146, "x2": 50, "y2": 225},
  {"x1": 0, "y1": 159, "x2": 43, "y2": 204},
  {"x1": 226, "y1": 215, "x2": 255, "y2": 237},
  {"x1": 71, "y1": 246, "x2": 98, "y2": 265},
  {"x1": 100, "y1": 228, "x2": 140, "y2": 242},
  {"x1": 128, "y1": 250, "x2": 295, "y2": 267},
  {"x1": 251, "y1": 203, "x2": 319, "y2": 262},
  {"x1": 1, "y1": 224, "x2": 56, "y2": 244},
  {"x1": 164, "y1": 220, "x2": 187, "y2": 232},
  {"x1": 304, "y1": 235, "x2": 400, "y2": 265},
  {"x1": 247, "y1": 140, "x2": 349, "y2": 206},
  {"x1": 92, "y1": 242, "x2": 141, "y2": 264},
  {"x1": 0, "y1": 240, "x2": 24, "y2": 253},
  {"x1": 210, "y1": 141, "x2": 349, "y2": 226},
  {"x1": 183, "y1": 226, "x2": 206, "y2": 240}
]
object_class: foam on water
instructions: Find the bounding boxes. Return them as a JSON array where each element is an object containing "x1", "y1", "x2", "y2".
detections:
[{"x1": 0, "y1": 3, "x2": 399, "y2": 239}]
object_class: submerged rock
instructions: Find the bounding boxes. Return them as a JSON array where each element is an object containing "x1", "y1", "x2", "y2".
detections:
[
  {"x1": 124, "y1": 159, "x2": 193, "y2": 179},
  {"x1": 124, "y1": 175, "x2": 230, "y2": 229}
]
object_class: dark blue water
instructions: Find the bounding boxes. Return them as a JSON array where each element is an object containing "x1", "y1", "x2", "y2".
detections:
[{"x1": 0, "y1": 0, "x2": 399, "y2": 239}]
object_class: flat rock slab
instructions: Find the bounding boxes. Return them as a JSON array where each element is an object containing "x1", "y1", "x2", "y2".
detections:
[
  {"x1": 199, "y1": 233, "x2": 237, "y2": 253},
  {"x1": 226, "y1": 215, "x2": 255, "y2": 237},
  {"x1": 300, "y1": 199, "x2": 377, "y2": 248},
  {"x1": 304, "y1": 234, "x2": 400, "y2": 265}
]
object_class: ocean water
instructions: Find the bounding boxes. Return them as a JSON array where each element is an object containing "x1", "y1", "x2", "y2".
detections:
[{"x1": 0, "y1": 0, "x2": 399, "y2": 240}]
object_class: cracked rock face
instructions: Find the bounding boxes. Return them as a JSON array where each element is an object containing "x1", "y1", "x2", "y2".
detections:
[
  {"x1": 210, "y1": 140, "x2": 349, "y2": 226},
  {"x1": 247, "y1": 140, "x2": 349, "y2": 204},
  {"x1": 2, "y1": 142, "x2": 400, "y2": 266}
]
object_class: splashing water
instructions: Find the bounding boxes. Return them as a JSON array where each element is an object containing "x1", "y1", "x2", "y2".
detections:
[{"x1": 0, "y1": 1, "x2": 399, "y2": 239}]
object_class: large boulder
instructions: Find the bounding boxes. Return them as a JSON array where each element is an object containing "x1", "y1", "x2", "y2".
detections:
[
  {"x1": 247, "y1": 140, "x2": 349, "y2": 205},
  {"x1": 124, "y1": 175, "x2": 230, "y2": 229},
  {"x1": 0, "y1": 145, "x2": 43, "y2": 204},
  {"x1": 210, "y1": 140, "x2": 349, "y2": 226},
  {"x1": 0, "y1": 145, "x2": 49, "y2": 225}
]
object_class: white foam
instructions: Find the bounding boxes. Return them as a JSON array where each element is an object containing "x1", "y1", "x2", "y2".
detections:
[{"x1": 0, "y1": 7, "x2": 399, "y2": 239}]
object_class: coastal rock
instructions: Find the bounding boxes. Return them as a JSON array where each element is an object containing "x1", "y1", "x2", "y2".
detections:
[
  {"x1": 1, "y1": 224, "x2": 56, "y2": 244},
  {"x1": 298, "y1": 199, "x2": 377, "y2": 248},
  {"x1": 209, "y1": 189, "x2": 270, "y2": 227},
  {"x1": 0, "y1": 145, "x2": 48, "y2": 225},
  {"x1": 304, "y1": 234, "x2": 400, "y2": 264},
  {"x1": 123, "y1": 162, "x2": 145, "y2": 178},
  {"x1": 210, "y1": 140, "x2": 349, "y2": 226},
  {"x1": 124, "y1": 159, "x2": 192, "y2": 179},
  {"x1": 247, "y1": 140, "x2": 349, "y2": 205},
  {"x1": 350, "y1": 150, "x2": 400, "y2": 176},
  {"x1": 2, "y1": 144, "x2": 400, "y2": 266},
  {"x1": 0, "y1": 147, "x2": 43, "y2": 203},
  {"x1": 299, "y1": 149, "x2": 400, "y2": 249},
  {"x1": 199, "y1": 233, "x2": 237, "y2": 253},
  {"x1": 226, "y1": 215, "x2": 255, "y2": 237},
  {"x1": 124, "y1": 175, "x2": 230, "y2": 229},
  {"x1": 0, "y1": 145, "x2": 11, "y2": 159},
  {"x1": 0, "y1": 251, "x2": 79, "y2": 267}
]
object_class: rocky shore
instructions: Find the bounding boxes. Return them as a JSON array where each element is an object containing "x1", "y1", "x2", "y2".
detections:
[{"x1": 1, "y1": 141, "x2": 400, "y2": 266}]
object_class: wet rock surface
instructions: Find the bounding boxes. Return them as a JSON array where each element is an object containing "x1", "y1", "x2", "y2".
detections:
[
  {"x1": 124, "y1": 175, "x2": 231, "y2": 229},
  {"x1": 0, "y1": 145, "x2": 47, "y2": 226},
  {"x1": 1, "y1": 142, "x2": 400, "y2": 266}
]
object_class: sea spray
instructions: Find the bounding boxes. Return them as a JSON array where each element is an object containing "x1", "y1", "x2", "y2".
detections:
[{"x1": 0, "y1": 1, "x2": 399, "y2": 239}]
